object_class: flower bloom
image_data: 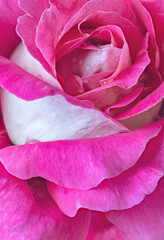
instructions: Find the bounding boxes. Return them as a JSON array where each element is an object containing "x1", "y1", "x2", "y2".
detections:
[{"x1": 0, "y1": 0, "x2": 163, "y2": 239}]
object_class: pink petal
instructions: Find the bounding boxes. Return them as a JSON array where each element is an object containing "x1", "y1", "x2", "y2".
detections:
[
  {"x1": 107, "y1": 176, "x2": 164, "y2": 240},
  {"x1": 0, "y1": 121, "x2": 160, "y2": 194},
  {"x1": 0, "y1": 163, "x2": 90, "y2": 239},
  {"x1": 0, "y1": 0, "x2": 23, "y2": 57},
  {"x1": 47, "y1": 122, "x2": 163, "y2": 216}
]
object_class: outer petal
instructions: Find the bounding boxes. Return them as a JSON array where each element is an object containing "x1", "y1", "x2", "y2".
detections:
[
  {"x1": 0, "y1": 163, "x2": 90, "y2": 240},
  {"x1": 0, "y1": 0, "x2": 23, "y2": 57},
  {"x1": 107, "y1": 176, "x2": 164, "y2": 240},
  {"x1": 0, "y1": 121, "x2": 161, "y2": 191},
  {"x1": 47, "y1": 122, "x2": 164, "y2": 216}
]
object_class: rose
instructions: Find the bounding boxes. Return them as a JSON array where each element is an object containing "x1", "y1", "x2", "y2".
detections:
[{"x1": 0, "y1": 0, "x2": 164, "y2": 239}]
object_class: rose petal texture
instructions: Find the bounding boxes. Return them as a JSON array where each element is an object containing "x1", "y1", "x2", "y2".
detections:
[{"x1": 0, "y1": 162, "x2": 90, "y2": 240}]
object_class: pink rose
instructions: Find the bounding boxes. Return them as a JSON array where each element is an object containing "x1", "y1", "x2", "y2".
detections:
[{"x1": 0, "y1": 0, "x2": 164, "y2": 239}]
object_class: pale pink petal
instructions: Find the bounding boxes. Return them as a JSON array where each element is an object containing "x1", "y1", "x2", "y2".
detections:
[
  {"x1": 47, "y1": 122, "x2": 163, "y2": 216},
  {"x1": 107, "y1": 176, "x2": 164, "y2": 240},
  {"x1": 0, "y1": 0, "x2": 23, "y2": 57},
  {"x1": 1, "y1": 89, "x2": 126, "y2": 145},
  {"x1": 71, "y1": 45, "x2": 122, "y2": 78},
  {"x1": 0, "y1": 163, "x2": 90, "y2": 240},
  {"x1": 87, "y1": 212, "x2": 134, "y2": 240}
]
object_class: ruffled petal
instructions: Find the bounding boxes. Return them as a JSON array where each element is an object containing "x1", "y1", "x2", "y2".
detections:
[
  {"x1": 46, "y1": 122, "x2": 164, "y2": 216},
  {"x1": 0, "y1": 121, "x2": 161, "y2": 193}
]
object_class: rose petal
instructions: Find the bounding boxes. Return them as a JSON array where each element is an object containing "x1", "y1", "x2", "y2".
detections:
[
  {"x1": 106, "y1": 176, "x2": 164, "y2": 240},
  {"x1": 0, "y1": 163, "x2": 90, "y2": 240},
  {"x1": 0, "y1": 122, "x2": 161, "y2": 194},
  {"x1": 47, "y1": 122, "x2": 163, "y2": 216}
]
